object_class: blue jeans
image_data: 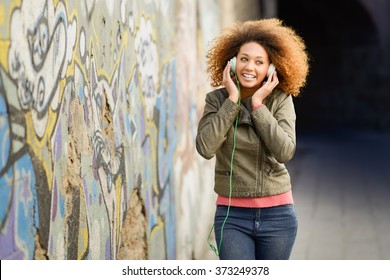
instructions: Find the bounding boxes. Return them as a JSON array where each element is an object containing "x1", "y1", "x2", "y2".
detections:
[{"x1": 214, "y1": 204, "x2": 298, "y2": 260}]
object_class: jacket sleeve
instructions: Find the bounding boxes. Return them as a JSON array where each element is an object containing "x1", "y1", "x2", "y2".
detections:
[
  {"x1": 196, "y1": 92, "x2": 240, "y2": 159},
  {"x1": 251, "y1": 94, "x2": 296, "y2": 163}
]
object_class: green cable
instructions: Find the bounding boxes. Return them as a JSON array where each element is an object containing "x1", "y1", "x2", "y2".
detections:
[{"x1": 208, "y1": 76, "x2": 241, "y2": 256}]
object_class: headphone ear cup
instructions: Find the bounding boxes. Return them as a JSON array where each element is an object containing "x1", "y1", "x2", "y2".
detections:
[
  {"x1": 267, "y1": 63, "x2": 276, "y2": 78},
  {"x1": 230, "y1": 57, "x2": 237, "y2": 76}
]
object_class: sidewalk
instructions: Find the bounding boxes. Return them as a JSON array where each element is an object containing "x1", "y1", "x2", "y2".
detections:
[{"x1": 288, "y1": 129, "x2": 390, "y2": 259}]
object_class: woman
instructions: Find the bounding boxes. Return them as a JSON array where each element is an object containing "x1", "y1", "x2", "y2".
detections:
[{"x1": 196, "y1": 18, "x2": 309, "y2": 260}]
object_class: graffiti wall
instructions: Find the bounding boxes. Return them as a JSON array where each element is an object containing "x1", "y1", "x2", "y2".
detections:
[{"x1": 0, "y1": 0, "x2": 223, "y2": 260}]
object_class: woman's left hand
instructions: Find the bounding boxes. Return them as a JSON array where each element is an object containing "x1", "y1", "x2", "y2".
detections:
[{"x1": 252, "y1": 71, "x2": 279, "y2": 107}]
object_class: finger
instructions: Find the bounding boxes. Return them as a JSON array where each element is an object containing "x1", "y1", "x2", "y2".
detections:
[
  {"x1": 227, "y1": 63, "x2": 234, "y2": 79},
  {"x1": 272, "y1": 71, "x2": 279, "y2": 84},
  {"x1": 266, "y1": 72, "x2": 275, "y2": 84},
  {"x1": 223, "y1": 63, "x2": 235, "y2": 86},
  {"x1": 224, "y1": 62, "x2": 231, "y2": 78},
  {"x1": 269, "y1": 71, "x2": 278, "y2": 84},
  {"x1": 222, "y1": 63, "x2": 229, "y2": 81}
]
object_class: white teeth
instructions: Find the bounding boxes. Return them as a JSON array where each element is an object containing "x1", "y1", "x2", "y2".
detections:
[{"x1": 243, "y1": 73, "x2": 256, "y2": 79}]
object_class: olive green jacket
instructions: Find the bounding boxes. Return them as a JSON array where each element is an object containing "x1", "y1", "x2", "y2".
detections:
[{"x1": 196, "y1": 88, "x2": 296, "y2": 197}]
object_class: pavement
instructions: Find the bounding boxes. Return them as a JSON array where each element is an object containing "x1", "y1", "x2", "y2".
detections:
[{"x1": 288, "y1": 129, "x2": 390, "y2": 260}]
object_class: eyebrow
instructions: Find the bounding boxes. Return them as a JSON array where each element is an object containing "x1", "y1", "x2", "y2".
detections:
[{"x1": 241, "y1": 53, "x2": 264, "y2": 59}]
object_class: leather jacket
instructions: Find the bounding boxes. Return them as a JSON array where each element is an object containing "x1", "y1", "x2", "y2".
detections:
[{"x1": 196, "y1": 87, "x2": 296, "y2": 197}]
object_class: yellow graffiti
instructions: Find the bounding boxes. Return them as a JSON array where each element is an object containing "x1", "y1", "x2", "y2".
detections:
[
  {"x1": 6, "y1": 1, "x2": 23, "y2": 20},
  {"x1": 0, "y1": 0, "x2": 23, "y2": 71},
  {"x1": 149, "y1": 216, "x2": 164, "y2": 239},
  {"x1": 0, "y1": 39, "x2": 10, "y2": 71},
  {"x1": 2, "y1": 1, "x2": 79, "y2": 193},
  {"x1": 146, "y1": 126, "x2": 159, "y2": 196}
]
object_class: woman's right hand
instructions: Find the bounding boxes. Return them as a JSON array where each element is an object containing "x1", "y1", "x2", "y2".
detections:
[
  {"x1": 222, "y1": 61, "x2": 240, "y2": 103},
  {"x1": 251, "y1": 70, "x2": 279, "y2": 107}
]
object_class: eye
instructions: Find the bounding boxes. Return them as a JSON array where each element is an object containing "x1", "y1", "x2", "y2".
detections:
[
  {"x1": 240, "y1": 57, "x2": 248, "y2": 62},
  {"x1": 256, "y1": 60, "x2": 264, "y2": 65}
]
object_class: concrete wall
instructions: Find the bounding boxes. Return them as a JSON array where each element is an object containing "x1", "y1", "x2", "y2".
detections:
[{"x1": 0, "y1": 0, "x2": 195, "y2": 260}]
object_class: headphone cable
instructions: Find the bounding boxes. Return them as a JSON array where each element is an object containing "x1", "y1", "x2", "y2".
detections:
[{"x1": 208, "y1": 76, "x2": 241, "y2": 256}]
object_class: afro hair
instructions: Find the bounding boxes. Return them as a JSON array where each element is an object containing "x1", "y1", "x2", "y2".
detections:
[{"x1": 206, "y1": 18, "x2": 310, "y2": 96}]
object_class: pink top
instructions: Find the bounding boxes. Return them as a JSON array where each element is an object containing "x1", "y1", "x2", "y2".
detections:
[{"x1": 216, "y1": 190, "x2": 294, "y2": 208}]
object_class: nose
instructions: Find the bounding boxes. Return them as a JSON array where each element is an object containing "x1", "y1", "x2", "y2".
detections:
[{"x1": 244, "y1": 60, "x2": 256, "y2": 70}]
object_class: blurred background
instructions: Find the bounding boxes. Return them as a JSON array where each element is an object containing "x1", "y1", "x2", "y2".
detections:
[
  {"x1": 277, "y1": 0, "x2": 390, "y2": 260},
  {"x1": 0, "y1": 0, "x2": 389, "y2": 260},
  {"x1": 203, "y1": 0, "x2": 390, "y2": 260}
]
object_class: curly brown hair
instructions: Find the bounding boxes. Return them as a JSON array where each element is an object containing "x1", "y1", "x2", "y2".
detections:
[{"x1": 206, "y1": 18, "x2": 309, "y2": 96}]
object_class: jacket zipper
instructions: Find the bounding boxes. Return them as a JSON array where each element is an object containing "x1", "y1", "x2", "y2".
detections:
[{"x1": 257, "y1": 139, "x2": 264, "y2": 196}]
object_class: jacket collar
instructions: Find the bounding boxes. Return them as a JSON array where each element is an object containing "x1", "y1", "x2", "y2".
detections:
[{"x1": 238, "y1": 97, "x2": 253, "y2": 126}]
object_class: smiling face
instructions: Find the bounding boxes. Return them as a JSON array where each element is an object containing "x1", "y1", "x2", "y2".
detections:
[{"x1": 235, "y1": 41, "x2": 271, "y2": 95}]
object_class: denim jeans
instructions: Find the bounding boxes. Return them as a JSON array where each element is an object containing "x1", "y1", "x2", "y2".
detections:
[{"x1": 214, "y1": 204, "x2": 298, "y2": 260}]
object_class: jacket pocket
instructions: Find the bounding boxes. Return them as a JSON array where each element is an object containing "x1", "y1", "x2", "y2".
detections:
[
  {"x1": 215, "y1": 170, "x2": 230, "y2": 176},
  {"x1": 264, "y1": 166, "x2": 290, "y2": 192}
]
